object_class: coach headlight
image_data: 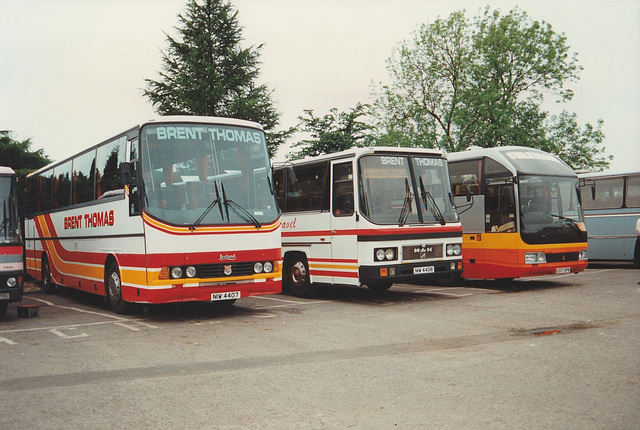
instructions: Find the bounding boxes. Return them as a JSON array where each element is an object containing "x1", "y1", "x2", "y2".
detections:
[
  {"x1": 6, "y1": 277, "x2": 17, "y2": 288},
  {"x1": 171, "y1": 266, "x2": 183, "y2": 279},
  {"x1": 263, "y1": 261, "x2": 273, "y2": 273},
  {"x1": 185, "y1": 266, "x2": 197, "y2": 278},
  {"x1": 579, "y1": 250, "x2": 588, "y2": 261},
  {"x1": 524, "y1": 252, "x2": 546, "y2": 264},
  {"x1": 375, "y1": 249, "x2": 386, "y2": 261},
  {"x1": 254, "y1": 262, "x2": 264, "y2": 273},
  {"x1": 446, "y1": 243, "x2": 462, "y2": 256}
]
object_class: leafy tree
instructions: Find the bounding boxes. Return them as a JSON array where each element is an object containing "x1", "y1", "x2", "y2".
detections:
[
  {"x1": 288, "y1": 103, "x2": 374, "y2": 160},
  {"x1": 143, "y1": 0, "x2": 289, "y2": 156},
  {"x1": 0, "y1": 131, "x2": 50, "y2": 179},
  {"x1": 1, "y1": 131, "x2": 51, "y2": 215},
  {"x1": 373, "y1": 7, "x2": 610, "y2": 170}
]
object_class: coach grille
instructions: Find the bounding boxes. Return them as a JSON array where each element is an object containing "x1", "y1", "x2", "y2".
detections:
[
  {"x1": 199, "y1": 262, "x2": 255, "y2": 278},
  {"x1": 545, "y1": 252, "x2": 580, "y2": 263}
]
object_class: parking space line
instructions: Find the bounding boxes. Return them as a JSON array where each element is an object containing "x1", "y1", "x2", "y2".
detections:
[
  {"x1": 0, "y1": 337, "x2": 17, "y2": 345},
  {"x1": 27, "y1": 297, "x2": 131, "y2": 321},
  {"x1": 252, "y1": 295, "x2": 316, "y2": 304},
  {"x1": 49, "y1": 328, "x2": 88, "y2": 339}
]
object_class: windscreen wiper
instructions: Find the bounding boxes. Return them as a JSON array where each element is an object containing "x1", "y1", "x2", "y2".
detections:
[
  {"x1": 191, "y1": 182, "x2": 224, "y2": 230},
  {"x1": 221, "y1": 182, "x2": 262, "y2": 229},
  {"x1": 398, "y1": 178, "x2": 412, "y2": 227},
  {"x1": 549, "y1": 213, "x2": 584, "y2": 232},
  {"x1": 420, "y1": 177, "x2": 446, "y2": 225}
]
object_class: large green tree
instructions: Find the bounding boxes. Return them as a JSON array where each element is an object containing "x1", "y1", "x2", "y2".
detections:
[
  {"x1": 288, "y1": 103, "x2": 373, "y2": 160},
  {"x1": 143, "y1": 0, "x2": 288, "y2": 156},
  {"x1": 0, "y1": 131, "x2": 50, "y2": 179},
  {"x1": 373, "y1": 7, "x2": 610, "y2": 170}
]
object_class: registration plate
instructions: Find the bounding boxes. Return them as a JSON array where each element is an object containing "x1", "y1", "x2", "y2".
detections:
[
  {"x1": 0, "y1": 293, "x2": 9, "y2": 300},
  {"x1": 556, "y1": 267, "x2": 571, "y2": 274},
  {"x1": 211, "y1": 291, "x2": 241, "y2": 301},
  {"x1": 414, "y1": 266, "x2": 435, "y2": 275}
]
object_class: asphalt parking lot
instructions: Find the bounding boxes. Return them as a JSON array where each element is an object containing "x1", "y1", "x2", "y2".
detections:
[{"x1": 1, "y1": 265, "x2": 638, "y2": 429}]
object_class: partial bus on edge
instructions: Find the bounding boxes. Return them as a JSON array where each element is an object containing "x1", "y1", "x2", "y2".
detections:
[
  {"x1": 578, "y1": 170, "x2": 640, "y2": 266},
  {"x1": 24, "y1": 116, "x2": 282, "y2": 313},
  {"x1": 0, "y1": 166, "x2": 23, "y2": 319},
  {"x1": 273, "y1": 147, "x2": 463, "y2": 297},
  {"x1": 448, "y1": 146, "x2": 588, "y2": 280}
]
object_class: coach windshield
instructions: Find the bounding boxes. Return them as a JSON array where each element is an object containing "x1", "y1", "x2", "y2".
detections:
[
  {"x1": 0, "y1": 175, "x2": 20, "y2": 243},
  {"x1": 140, "y1": 123, "x2": 279, "y2": 227},
  {"x1": 358, "y1": 154, "x2": 457, "y2": 225}
]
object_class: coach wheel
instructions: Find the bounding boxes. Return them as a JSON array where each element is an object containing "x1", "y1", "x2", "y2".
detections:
[
  {"x1": 106, "y1": 262, "x2": 132, "y2": 314},
  {"x1": 634, "y1": 239, "x2": 640, "y2": 268},
  {"x1": 41, "y1": 255, "x2": 56, "y2": 294},
  {"x1": 284, "y1": 255, "x2": 317, "y2": 298},
  {"x1": 367, "y1": 282, "x2": 393, "y2": 293}
]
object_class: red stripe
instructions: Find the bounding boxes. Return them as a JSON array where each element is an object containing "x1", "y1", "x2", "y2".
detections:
[
  {"x1": 311, "y1": 270, "x2": 359, "y2": 278},
  {"x1": 283, "y1": 225, "x2": 461, "y2": 238},
  {"x1": 0, "y1": 245, "x2": 23, "y2": 256},
  {"x1": 309, "y1": 257, "x2": 358, "y2": 263}
]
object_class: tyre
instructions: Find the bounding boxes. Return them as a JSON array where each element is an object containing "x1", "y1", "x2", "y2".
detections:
[
  {"x1": 105, "y1": 261, "x2": 132, "y2": 314},
  {"x1": 283, "y1": 254, "x2": 317, "y2": 298},
  {"x1": 41, "y1": 255, "x2": 56, "y2": 294}
]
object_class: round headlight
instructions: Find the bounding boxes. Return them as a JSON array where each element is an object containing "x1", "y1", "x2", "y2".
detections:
[
  {"x1": 376, "y1": 249, "x2": 386, "y2": 261},
  {"x1": 385, "y1": 248, "x2": 395, "y2": 260},
  {"x1": 263, "y1": 262, "x2": 273, "y2": 273},
  {"x1": 7, "y1": 277, "x2": 17, "y2": 288},
  {"x1": 453, "y1": 244, "x2": 461, "y2": 255},
  {"x1": 185, "y1": 266, "x2": 197, "y2": 278},
  {"x1": 171, "y1": 267, "x2": 183, "y2": 279},
  {"x1": 254, "y1": 262, "x2": 263, "y2": 273}
]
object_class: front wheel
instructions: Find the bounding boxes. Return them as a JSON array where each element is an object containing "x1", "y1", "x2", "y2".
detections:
[
  {"x1": 106, "y1": 262, "x2": 132, "y2": 314},
  {"x1": 283, "y1": 255, "x2": 317, "y2": 298}
]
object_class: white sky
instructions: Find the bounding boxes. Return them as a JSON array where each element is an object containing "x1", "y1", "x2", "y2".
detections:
[{"x1": 1, "y1": 0, "x2": 639, "y2": 171}]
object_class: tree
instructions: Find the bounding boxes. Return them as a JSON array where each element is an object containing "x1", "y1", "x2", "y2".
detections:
[
  {"x1": 143, "y1": 0, "x2": 289, "y2": 157},
  {"x1": 288, "y1": 103, "x2": 374, "y2": 160},
  {"x1": 373, "y1": 7, "x2": 610, "y2": 170},
  {"x1": 0, "y1": 131, "x2": 50, "y2": 179}
]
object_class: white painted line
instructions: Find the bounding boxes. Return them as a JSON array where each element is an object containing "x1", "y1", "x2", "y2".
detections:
[
  {"x1": 0, "y1": 336, "x2": 17, "y2": 345},
  {"x1": 49, "y1": 328, "x2": 88, "y2": 339},
  {"x1": 114, "y1": 322, "x2": 141, "y2": 331},
  {"x1": 28, "y1": 297, "x2": 130, "y2": 321},
  {"x1": 252, "y1": 295, "x2": 313, "y2": 304}
]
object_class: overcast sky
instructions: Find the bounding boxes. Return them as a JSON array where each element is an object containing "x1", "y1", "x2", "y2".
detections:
[{"x1": 1, "y1": 0, "x2": 638, "y2": 171}]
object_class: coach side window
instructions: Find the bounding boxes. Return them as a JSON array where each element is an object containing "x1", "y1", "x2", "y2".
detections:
[
  {"x1": 333, "y1": 162, "x2": 354, "y2": 217},
  {"x1": 73, "y1": 150, "x2": 96, "y2": 204},
  {"x1": 584, "y1": 178, "x2": 624, "y2": 210},
  {"x1": 286, "y1": 163, "x2": 329, "y2": 212},
  {"x1": 53, "y1": 161, "x2": 72, "y2": 209},
  {"x1": 626, "y1": 176, "x2": 640, "y2": 208},
  {"x1": 96, "y1": 137, "x2": 126, "y2": 199},
  {"x1": 449, "y1": 159, "x2": 481, "y2": 197}
]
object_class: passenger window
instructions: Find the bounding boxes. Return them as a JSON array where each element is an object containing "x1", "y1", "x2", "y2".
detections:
[
  {"x1": 286, "y1": 163, "x2": 328, "y2": 212},
  {"x1": 53, "y1": 161, "x2": 72, "y2": 209},
  {"x1": 96, "y1": 137, "x2": 126, "y2": 199},
  {"x1": 37, "y1": 171, "x2": 54, "y2": 213},
  {"x1": 333, "y1": 162, "x2": 354, "y2": 217},
  {"x1": 73, "y1": 150, "x2": 96, "y2": 204},
  {"x1": 584, "y1": 178, "x2": 624, "y2": 209},
  {"x1": 449, "y1": 160, "x2": 481, "y2": 196},
  {"x1": 626, "y1": 176, "x2": 640, "y2": 208}
]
